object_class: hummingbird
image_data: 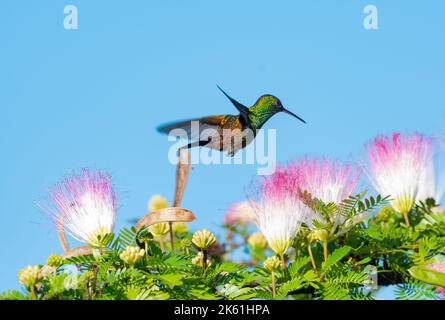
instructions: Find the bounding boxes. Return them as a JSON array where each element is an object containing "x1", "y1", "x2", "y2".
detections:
[{"x1": 157, "y1": 86, "x2": 306, "y2": 156}]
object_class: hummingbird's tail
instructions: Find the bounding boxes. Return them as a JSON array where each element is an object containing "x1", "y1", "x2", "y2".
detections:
[{"x1": 216, "y1": 85, "x2": 251, "y2": 119}]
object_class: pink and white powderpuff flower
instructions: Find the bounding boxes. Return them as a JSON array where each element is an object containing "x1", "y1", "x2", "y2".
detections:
[
  {"x1": 365, "y1": 132, "x2": 428, "y2": 215},
  {"x1": 223, "y1": 201, "x2": 256, "y2": 225},
  {"x1": 428, "y1": 262, "x2": 445, "y2": 297},
  {"x1": 290, "y1": 157, "x2": 361, "y2": 227},
  {"x1": 251, "y1": 168, "x2": 310, "y2": 257},
  {"x1": 292, "y1": 158, "x2": 360, "y2": 204},
  {"x1": 417, "y1": 137, "x2": 445, "y2": 204},
  {"x1": 42, "y1": 169, "x2": 117, "y2": 247}
]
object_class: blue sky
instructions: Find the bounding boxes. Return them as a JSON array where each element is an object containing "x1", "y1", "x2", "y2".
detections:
[{"x1": 1, "y1": 1, "x2": 444, "y2": 294}]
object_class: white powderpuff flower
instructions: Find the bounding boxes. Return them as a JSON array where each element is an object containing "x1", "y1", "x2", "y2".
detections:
[
  {"x1": 294, "y1": 158, "x2": 360, "y2": 205},
  {"x1": 42, "y1": 169, "x2": 117, "y2": 246},
  {"x1": 251, "y1": 168, "x2": 310, "y2": 257},
  {"x1": 290, "y1": 157, "x2": 361, "y2": 228},
  {"x1": 365, "y1": 132, "x2": 427, "y2": 215},
  {"x1": 417, "y1": 137, "x2": 445, "y2": 204},
  {"x1": 223, "y1": 201, "x2": 256, "y2": 225},
  {"x1": 255, "y1": 197, "x2": 309, "y2": 257}
]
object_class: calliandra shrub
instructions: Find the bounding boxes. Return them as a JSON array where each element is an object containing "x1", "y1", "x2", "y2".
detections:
[{"x1": 3, "y1": 133, "x2": 445, "y2": 301}]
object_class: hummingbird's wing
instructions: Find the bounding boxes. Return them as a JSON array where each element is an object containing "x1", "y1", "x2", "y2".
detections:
[
  {"x1": 157, "y1": 116, "x2": 226, "y2": 142},
  {"x1": 158, "y1": 115, "x2": 252, "y2": 156}
]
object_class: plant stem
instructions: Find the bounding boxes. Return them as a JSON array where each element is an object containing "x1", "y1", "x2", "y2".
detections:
[
  {"x1": 144, "y1": 241, "x2": 149, "y2": 260},
  {"x1": 168, "y1": 222, "x2": 175, "y2": 252},
  {"x1": 308, "y1": 244, "x2": 318, "y2": 274},
  {"x1": 323, "y1": 241, "x2": 328, "y2": 262},
  {"x1": 402, "y1": 211, "x2": 411, "y2": 227},
  {"x1": 271, "y1": 272, "x2": 276, "y2": 299},
  {"x1": 202, "y1": 249, "x2": 208, "y2": 271},
  {"x1": 158, "y1": 238, "x2": 165, "y2": 252},
  {"x1": 280, "y1": 253, "x2": 286, "y2": 273},
  {"x1": 84, "y1": 276, "x2": 91, "y2": 300},
  {"x1": 92, "y1": 264, "x2": 99, "y2": 297},
  {"x1": 30, "y1": 286, "x2": 36, "y2": 300}
]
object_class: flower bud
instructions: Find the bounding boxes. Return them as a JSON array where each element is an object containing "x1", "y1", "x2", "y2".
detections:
[
  {"x1": 308, "y1": 229, "x2": 329, "y2": 243},
  {"x1": 247, "y1": 232, "x2": 267, "y2": 250},
  {"x1": 264, "y1": 256, "x2": 281, "y2": 272},
  {"x1": 138, "y1": 232, "x2": 152, "y2": 243},
  {"x1": 180, "y1": 238, "x2": 192, "y2": 248},
  {"x1": 191, "y1": 252, "x2": 211, "y2": 267},
  {"x1": 375, "y1": 206, "x2": 395, "y2": 223},
  {"x1": 148, "y1": 195, "x2": 170, "y2": 212},
  {"x1": 18, "y1": 265, "x2": 43, "y2": 287},
  {"x1": 81, "y1": 270, "x2": 95, "y2": 282},
  {"x1": 46, "y1": 254, "x2": 64, "y2": 268},
  {"x1": 148, "y1": 222, "x2": 170, "y2": 238},
  {"x1": 172, "y1": 222, "x2": 189, "y2": 234},
  {"x1": 120, "y1": 246, "x2": 145, "y2": 266},
  {"x1": 192, "y1": 229, "x2": 216, "y2": 249}
]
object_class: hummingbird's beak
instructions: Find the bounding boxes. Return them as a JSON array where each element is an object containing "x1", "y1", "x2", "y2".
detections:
[{"x1": 283, "y1": 108, "x2": 306, "y2": 124}]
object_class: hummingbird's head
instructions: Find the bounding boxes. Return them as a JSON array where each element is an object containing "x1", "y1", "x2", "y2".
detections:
[{"x1": 254, "y1": 95, "x2": 306, "y2": 124}]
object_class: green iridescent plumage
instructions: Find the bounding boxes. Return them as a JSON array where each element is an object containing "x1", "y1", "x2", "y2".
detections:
[{"x1": 157, "y1": 86, "x2": 306, "y2": 156}]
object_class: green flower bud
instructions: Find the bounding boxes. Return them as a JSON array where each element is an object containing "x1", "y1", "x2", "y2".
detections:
[
  {"x1": 375, "y1": 206, "x2": 395, "y2": 223},
  {"x1": 148, "y1": 222, "x2": 170, "y2": 238},
  {"x1": 120, "y1": 246, "x2": 145, "y2": 266},
  {"x1": 192, "y1": 229, "x2": 216, "y2": 249},
  {"x1": 247, "y1": 232, "x2": 267, "y2": 250},
  {"x1": 148, "y1": 195, "x2": 170, "y2": 212},
  {"x1": 138, "y1": 232, "x2": 152, "y2": 243},
  {"x1": 18, "y1": 265, "x2": 43, "y2": 287},
  {"x1": 263, "y1": 256, "x2": 281, "y2": 272},
  {"x1": 172, "y1": 222, "x2": 189, "y2": 234},
  {"x1": 81, "y1": 270, "x2": 95, "y2": 281},
  {"x1": 191, "y1": 252, "x2": 211, "y2": 268},
  {"x1": 180, "y1": 238, "x2": 192, "y2": 248},
  {"x1": 46, "y1": 254, "x2": 64, "y2": 267},
  {"x1": 308, "y1": 229, "x2": 329, "y2": 243}
]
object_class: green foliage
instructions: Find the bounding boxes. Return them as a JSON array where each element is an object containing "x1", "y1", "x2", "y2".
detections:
[
  {"x1": 394, "y1": 279, "x2": 439, "y2": 300},
  {"x1": 322, "y1": 246, "x2": 352, "y2": 271},
  {"x1": 2, "y1": 192, "x2": 445, "y2": 300},
  {"x1": 0, "y1": 289, "x2": 29, "y2": 300}
]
